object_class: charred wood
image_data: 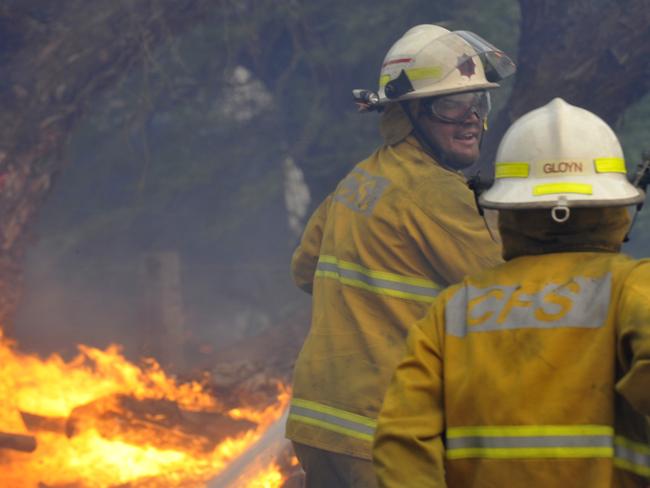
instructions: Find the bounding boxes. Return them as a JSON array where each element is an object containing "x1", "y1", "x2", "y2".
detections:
[
  {"x1": 20, "y1": 411, "x2": 67, "y2": 434},
  {"x1": 0, "y1": 1, "x2": 215, "y2": 330},
  {"x1": 65, "y1": 394, "x2": 255, "y2": 453},
  {"x1": 0, "y1": 431, "x2": 36, "y2": 452}
]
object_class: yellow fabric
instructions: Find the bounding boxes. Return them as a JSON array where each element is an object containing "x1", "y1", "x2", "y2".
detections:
[
  {"x1": 499, "y1": 207, "x2": 631, "y2": 260},
  {"x1": 287, "y1": 135, "x2": 502, "y2": 460},
  {"x1": 373, "y1": 251, "x2": 650, "y2": 487}
]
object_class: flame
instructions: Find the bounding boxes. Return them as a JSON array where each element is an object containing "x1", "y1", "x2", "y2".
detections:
[
  {"x1": 245, "y1": 462, "x2": 284, "y2": 488},
  {"x1": 0, "y1": 328, "x2": 290, "y2": 487}
]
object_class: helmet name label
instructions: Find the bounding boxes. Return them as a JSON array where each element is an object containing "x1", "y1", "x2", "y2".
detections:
[
  {"x1": 543, "y1": 162, "x2": 584, "y2": 174},
  {"x1": 480, "y1": 99, "x2": 644, "y2": 208}
]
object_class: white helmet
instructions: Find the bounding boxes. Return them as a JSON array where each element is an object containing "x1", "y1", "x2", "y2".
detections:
[
  {"x1": 480, "y1": 98, "x2": 645, "y2": 218},
  {"x1": 376, "y1": 24, "x2": 515, "y2": 104}
]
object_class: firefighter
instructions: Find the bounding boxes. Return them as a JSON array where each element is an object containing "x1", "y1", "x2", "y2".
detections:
[
  {"x1": 373, "y1": 98, "x2": 650, "y2": 487},
  {"x1": 285, "y1": 25, "x2": 515, "y2": 486}
]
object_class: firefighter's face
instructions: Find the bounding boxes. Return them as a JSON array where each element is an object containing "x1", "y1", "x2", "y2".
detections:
[{"x1": 418, "y1": 107, "x2": 483, "y2": 170}]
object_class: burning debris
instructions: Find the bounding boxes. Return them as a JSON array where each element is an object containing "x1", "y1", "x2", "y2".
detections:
[
  {"x1": 21, "y1": 394, "x2": 256, "y2": 453},
  {"x1": 0, "y1": 327, "x2": 303, "y2": 487},
  {"x1": 0, "y1": 431, "x2": 36, "y2": 453}
]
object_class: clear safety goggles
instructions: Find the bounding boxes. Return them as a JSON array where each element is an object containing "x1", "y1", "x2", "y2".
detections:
[{"x1": 423, "y1": 90, "x2": 491, "y2": 123}]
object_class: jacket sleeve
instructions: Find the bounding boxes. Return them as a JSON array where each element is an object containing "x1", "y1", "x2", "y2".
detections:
[
  {"x1": 373, "y1": 301, "x2": 447, "y2": 488},
  {"x1": 615, "y1": 261, "x2": 650, "y2": 415},
  {"x1": 404, "y1": 183, "x2": 502, "y2": 286},
  {"x1": 290, "y1": 195, "x2": 331, "y2": 294}
]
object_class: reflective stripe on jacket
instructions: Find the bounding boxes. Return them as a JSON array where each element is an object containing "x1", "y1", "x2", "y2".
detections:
[
  {"x1": 286, "y1": 136, "x2": 502, "y2": 460},
  {"x1": 374, "y1": 252, "x2": 650, "y2": 487},
  {"x1": 445, "y1": 425, "x2": 650, "y2": 477}
]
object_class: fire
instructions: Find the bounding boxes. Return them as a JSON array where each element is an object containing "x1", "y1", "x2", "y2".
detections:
[
  {"x1": 246, "y1": 462, "x2": 283, "y2": 487},
  {"x1": 0, "y1": 328, "x2": 292, "y2": 487}
]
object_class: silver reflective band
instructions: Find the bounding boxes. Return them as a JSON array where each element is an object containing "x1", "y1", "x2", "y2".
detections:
[
  {"x1": 288, "y1": 398, "x2": 376, "y2": 442},
  {"x1": 445, "y1": 426, "x2": 650, "y2": 477},
  {"x1": 316, "y1": 256, "x2": 440, "y2": 303},
  {"x1": 333, "y1": 167, "x2": 390, "y2": 215},
  {"x1": 447, "y1": 434, "x2": 612, "y2": 451},
  {"x1": 615, "y1": 437, "x2": 650, "y2": 477},
  {"x1": 446, "y1": 274, "x2": 612, "y2": 337}
]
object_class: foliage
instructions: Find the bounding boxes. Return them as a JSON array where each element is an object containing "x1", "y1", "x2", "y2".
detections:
[
  {"x1": 618, "y1": 92, "x2": 650, "y2": 258},
  {"x1": 32, "y1": 1, "x2": 523, "y2": 296},
  {"x1": 16, "y1": 0, "x2": 650, "y2": 355}
]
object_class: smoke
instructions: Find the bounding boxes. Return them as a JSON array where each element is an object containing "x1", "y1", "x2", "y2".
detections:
[
  {"x1": 283, "y1": 156, "x2": 311, "y2": 241},
  {"x1": 12, "y1": 233, "x2": 304, "y2": 372},
  {"x1": 10, "y1": 26, "x2": 311, "y2": 374}
]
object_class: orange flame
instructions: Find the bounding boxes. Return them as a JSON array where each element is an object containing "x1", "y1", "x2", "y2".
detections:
[
  {"x1": 245, "y1": 462, "x2": 284, "y2": 488},
  {"x1": 0, "y1": 328, "x2": 290, "y2": 487}
]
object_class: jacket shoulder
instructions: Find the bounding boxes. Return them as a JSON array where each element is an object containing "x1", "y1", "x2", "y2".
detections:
[{"x1": 410, "y1": 169, "x2": 476, "y2": 218}]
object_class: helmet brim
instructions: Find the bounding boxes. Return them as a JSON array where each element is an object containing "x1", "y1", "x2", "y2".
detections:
[{"x1": 480, "y1": 178, "x2": 646, "y2": 209}]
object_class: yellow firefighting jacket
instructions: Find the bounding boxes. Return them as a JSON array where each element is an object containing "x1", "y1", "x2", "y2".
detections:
[
  {"x1": 374, "y1": 248, "x2": 650, "y2": 487},
  {"x1": 285, "y1": 134, "x2": 502, "y2": 460}
]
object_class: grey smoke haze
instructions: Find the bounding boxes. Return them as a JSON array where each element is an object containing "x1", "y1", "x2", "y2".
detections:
[{"x1": 11, "y1": 61, "x2": 310, "y2": 370}]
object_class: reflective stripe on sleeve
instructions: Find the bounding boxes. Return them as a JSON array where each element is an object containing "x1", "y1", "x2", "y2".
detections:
[
  {"x1": 288, "y1": 398, "x2": 376, "y2": 442},
  {"x1": 315, "y1": 255, "x2": 441, "y2": 303},
  {"x1": 614, "y1": 436, "x2": 650, "y2": 477}
]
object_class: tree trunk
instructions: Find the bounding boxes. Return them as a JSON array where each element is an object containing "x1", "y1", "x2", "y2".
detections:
[
  {"x1": 0, "y1": 1, "x2": 212, "y2": 330},
  {"x1": 2, "y1": 0, "x2": 650, "y2": 333},
  {"x1": 480, "y1": 0, "x2": 650, "y2": 172}
]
